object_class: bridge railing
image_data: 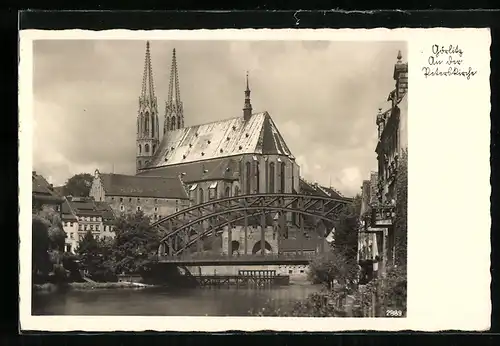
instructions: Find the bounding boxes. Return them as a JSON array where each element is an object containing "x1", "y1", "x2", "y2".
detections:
[{"x1": 156, "y1": 252, "x2": 318, "y2": 262}]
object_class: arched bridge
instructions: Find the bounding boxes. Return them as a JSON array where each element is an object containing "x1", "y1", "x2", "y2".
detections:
[{"x1": 151, "y1": 193, "x2": 353, "y2": 260}]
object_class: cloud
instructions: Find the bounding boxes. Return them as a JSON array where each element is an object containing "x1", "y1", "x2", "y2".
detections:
[{"x1": 32, "y1": 39, "x2": 407, "y2": 195}]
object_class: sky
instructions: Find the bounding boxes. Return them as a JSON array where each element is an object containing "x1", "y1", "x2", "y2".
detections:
[{"x1": 32, "y1": 39, "x2": 407, "y2": 197}]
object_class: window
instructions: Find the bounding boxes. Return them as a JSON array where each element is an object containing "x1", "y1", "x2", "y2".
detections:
[
  {"x1": 265, "y1": 162, "x2": 269, "y2": 193},
  {"x1": 151, "y1": 115, "x2": 155, "y2": 136},
  {"x1": 137, "y1": 206, "x2": 141, "y2": 211},
  {"x1": 129, "y1": 198, "x2": 132, "y2": 202},
  {"x1": 79, "y1": 224, "x2": 83, "y2": 231},
  {"x1": 70, "y1": 222, "x2": 73, "y2": 227},
  {"x1": 246, "y1": 161, "x2": 251, "y2": 193},
  {"x1": 225, "y1": 186, "x2": 231, "y2": 197},
  {"x1": 96, "y1": 225, "x2": 100, "y2": 231},
  {"x1": 137, "y1": 198, "x2": 140, "y2": 202},
  {"x1": 291, "y1": 165, "x2": 295, "y2": 192},
  {"x1": 152, "y1": 144, "x2": 156, "y2": 153},
  {"x1": 90, "y1": 225, "x2": 94, "y2": 230},
  {"x1": 70, "y1": 233, "x2": 74, "y2": 239},
  {"x1": 120, "y1": 205, "x2": 124, "y2": 211},
  {"x1": 145, "y1": 113, "x2": 150, "y2": 133},
  {"x1": 86, "y1": 217, "x2": 90, "y2": 222},
  {"x1": 120, "y1": 197, "x2": 123, "y2": 203},
  {"x1": 84, "y1": 225, "x2": 88, "y2": 231},
  {"x1": 199, "y1": 188, "x2": 204, "y2": 203},
  {"x1": 254, "y1": 161, "x2": 261, "y2": 193},
  {"x1": 234, "y1": 186, "x2": 240, "y2": 196},
  {"x1": 154, "y1": 199, "x2": 158, "y2": 204},
  {"x1": 154, "y1": 207, "x2": 158, "y2": 212},
  {"x1": 269, "y1": 162, "x2": 275, "y2": 193},
  {"x1": 98, "y1": 217, "x2": 101, "y2": 222},
  {"x1": 280, "y1": 162, "x2": 286, "y2": 193},
  {"x1": 139, "y1": 145, "x2": 142, "y2": 154},
  {"x1": 145, "y1": 144, "x2": 150, "y2": 153}
]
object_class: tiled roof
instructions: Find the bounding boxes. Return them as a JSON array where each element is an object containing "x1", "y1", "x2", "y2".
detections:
[
  {"x1": 95, "y1": 201, "x2": 116, "y2": 224},
  {"x1": 61, "y1": 198, "x2": 78, "y2": 221},
  {"x1": 100, "y1": 173, "x2": 189, "y2": 200},
  {"x1": 143, "y1": 112, "x2": 293, "y2": 170},
  {"x1": 299, "y1": 178, "x2": 343, "y2": 199},
  {"x1": 32, "y1": 172, "x2": 64, "y2": 203},
  {"x1": 137, "y1": 156, "x2": 239, "y2": 183}
]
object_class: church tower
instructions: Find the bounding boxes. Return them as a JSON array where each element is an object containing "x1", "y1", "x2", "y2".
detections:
[
  {"x1": 136, "y1": 41, "x2": 160, "y2": 173},
  {"x1": 164, "y1": 48, "x2": 184, "y2": 134},
  {"x1": 243, "y1": 71, "x2": 253, "y2": 121}
]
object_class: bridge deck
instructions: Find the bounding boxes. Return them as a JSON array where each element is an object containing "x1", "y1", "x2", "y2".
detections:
[{"x1": 156, "y1": 254, "x2": 315, "y2": 266}]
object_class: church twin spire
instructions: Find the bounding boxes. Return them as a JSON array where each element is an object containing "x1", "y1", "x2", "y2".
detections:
[
  {"x1": 136, "y1": 41, "x2": 160, "y2": 173},
  {"x1": 164, "y1": 48, "x2": 184, "y2": 134}
]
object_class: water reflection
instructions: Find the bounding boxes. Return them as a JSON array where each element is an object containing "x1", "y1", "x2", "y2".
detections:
[{"x1": 32, "y1": 284, "x2": 323, "y2": 316}]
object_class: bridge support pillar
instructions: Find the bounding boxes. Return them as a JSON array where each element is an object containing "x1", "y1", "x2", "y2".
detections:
[
  {"x1": 244, "y1": 210, "x2": 248, "y2": 255},
  {"x1": 260, "y1": 212, "x2": 266, "y2": 256},
  {"x1": 227, "y1": 221, "x2": 232, "y2": 257}
]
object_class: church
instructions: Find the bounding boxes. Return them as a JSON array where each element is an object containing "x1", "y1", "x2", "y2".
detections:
[
  {"x1": 135, "y1": 41, "x2": 301, "y2": 205},
  {"x1": 91, "y1": 41, "x2": 344, "y2": 224}
]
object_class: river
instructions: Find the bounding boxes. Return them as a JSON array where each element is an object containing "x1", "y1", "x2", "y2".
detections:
[{"x1": 32, "y1": 283, "x2": 323, "y2": 316}]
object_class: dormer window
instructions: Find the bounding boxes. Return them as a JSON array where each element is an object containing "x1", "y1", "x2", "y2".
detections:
[
  {"x1": 245, "y1": 133, "x2": 249, "y2": 137},
  {"x1": 239, "y1": 145, "x2": 242, "y2": 150},
  {"x1": 232, "y1": 126, "x2": 237, "y2": 130},
  {"x1": 183, "y1": 154, "x2": 186, "y2": 159},
  {"x1": 201, "y1": 152, "x2": 205, "y2": 156},
  {"x1": 207, "y1": 140, "x2": 211, "y2": 144},
  {"x1": 220, "y1": 149, "x2": 223, "y2": 153},
  {"x1": 226, "y1": 137, "x2": 230, "y2": 141}
]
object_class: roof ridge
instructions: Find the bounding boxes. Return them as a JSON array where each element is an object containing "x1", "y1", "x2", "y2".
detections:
[
  {"x1": 180, "y1": 112, "x2": 266, "y2": 129},
  {"x1": 103, "y1": 172, "x2": 180, "y2": 180}
]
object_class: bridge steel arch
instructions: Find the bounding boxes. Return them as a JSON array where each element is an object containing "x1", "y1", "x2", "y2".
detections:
[{"x1": 151, "y1": 193, "x2": 352, "y2": 258}]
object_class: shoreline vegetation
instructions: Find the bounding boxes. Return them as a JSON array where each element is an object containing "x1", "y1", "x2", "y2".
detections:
[{"x1": 33, "y1": 281, "x2": 152, "y2": 293}]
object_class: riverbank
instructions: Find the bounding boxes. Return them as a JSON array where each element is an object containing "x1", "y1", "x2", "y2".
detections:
[{"x1": 33, "y1": 281, "x2": 152, "y2": 293}]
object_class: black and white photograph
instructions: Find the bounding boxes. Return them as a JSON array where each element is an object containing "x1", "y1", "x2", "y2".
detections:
[
  {"x1": 30, "y1": 38, "x2": 408, "y2": 318},
  {"x1": 20, "y1": 28, "x2": 491, "y2": 332}
]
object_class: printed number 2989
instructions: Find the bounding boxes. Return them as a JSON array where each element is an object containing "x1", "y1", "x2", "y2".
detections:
[{"x1": 386, "y1": 309, "x2": 403, "y2": 317}]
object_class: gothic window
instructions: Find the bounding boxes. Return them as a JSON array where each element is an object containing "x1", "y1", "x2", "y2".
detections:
[
  {"x1": 199, "y1": 188, "x2": 204, "y2": 203},
  {"x1": 152, "y1": 144, "x2": 156, "y2": 153},
  {"x1": 138, "y1": 160, "x2": 142, "y2": 168},
  {"x1": 139, "y1": 144, "x2": 142, "y2": 154},
  {"x1": 178, "y1": 116, "x2": 181, "y2": 129},
  {"x1": 234, "y1": 186, "x2": 240, "y2": 196},
  {"x1": 171, "y1": 117, "x2": 176, "y2": 130},
  {"x1": 137, "y1": 119, "x2": 139, "y2": 134},
  {"x1": 280, "y1": 162, "x2": 286, "y2": 193},
  {"x1": 145, "y1": 113, "x2": 150, "y2": 134},
  {"x1": 246, "y1": 162, "x2": 251, "y2": 193},
  {"x1": 151, "y1": 114, "x2": 155, "y2": 136},
  {"x1": 225, "y1": 186, "x2": 231, "y2": 197},
  {"x1": 145, "y1": 144, "x2": 150, "y2": 153},
  {"x1": 291, "y1": 165, "x2": 295, "y2": 192},
  {"x1": 269, "y1": 162, "x2": 275, "y2": 193},
  {"x1": 255, "y1": 161, "x2": 260, "y2": 192}
]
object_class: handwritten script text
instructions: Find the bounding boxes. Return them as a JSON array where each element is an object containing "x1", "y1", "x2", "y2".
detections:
[{"x1": 422, "y1": 44, "x2": 477, "y2": 80}]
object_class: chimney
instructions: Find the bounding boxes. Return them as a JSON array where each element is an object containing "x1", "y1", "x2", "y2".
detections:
[{"x1": 393, "y1": 50, "x2": 408, "y2": 99}]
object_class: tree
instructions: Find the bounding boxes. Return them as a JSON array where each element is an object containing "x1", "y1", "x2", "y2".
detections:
[
  {"x1": 76, "y1": 231, "x2": 117, "y2": 282},
  {"x1": 112, "y1": 211, "x2": 160, "y2": 274},
  {"x1": 308, "y1": 250, "x2": 358, "y2": 290},
  {"x1": 32, "y1": 214, "x2": 51, "y2": 279},
  {"x1": 63, "y1": 173, "x2": 94, "y2": 197},
  {"x1": 333, "y1": 194, "x2": 361, "y2": 261},
  {"x1": 394, "y1": 148, "x2": 408, "y2": 266}
]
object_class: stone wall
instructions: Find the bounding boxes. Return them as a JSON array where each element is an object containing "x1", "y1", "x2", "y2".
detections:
[
  {"x1": 105, "y1": 195, "x2": 189, "y2": 222},
  {"x1": 185, "y1": 264, "x2": 310, "y2": 282}
]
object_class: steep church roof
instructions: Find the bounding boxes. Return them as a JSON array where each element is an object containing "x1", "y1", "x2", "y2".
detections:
[
  {"x1": 144, "y1": 111, "x2": 294, "y2": 170},
  {"x1": 99, "y1": 173, "x2": 189, "y2": 200}
]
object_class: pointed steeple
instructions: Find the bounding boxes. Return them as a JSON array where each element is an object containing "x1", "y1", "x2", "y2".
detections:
[
  {"x1": 164, "y1": 48, "x2": 184, "y2": 134},
  {"x1": 140, "y1": 41, "x2": 156, "y2": 105},
  {"x1": 243, "y1": 71, "x2": 253, "y2": 121},
  {"x1": 136, "y1": 41, "x2": 160, "y2": 174}
]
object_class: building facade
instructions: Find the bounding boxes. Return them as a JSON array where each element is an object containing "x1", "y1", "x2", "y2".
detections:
[
  {"x1": 358, "y1": 50, "x2": 408, "y2": 278},
  {"x1": 61, "y1": 196, "x2": 117, "y2": 253},
  {"x1": 89, "y1": 169, "x2": 190, "y2": 221}
]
